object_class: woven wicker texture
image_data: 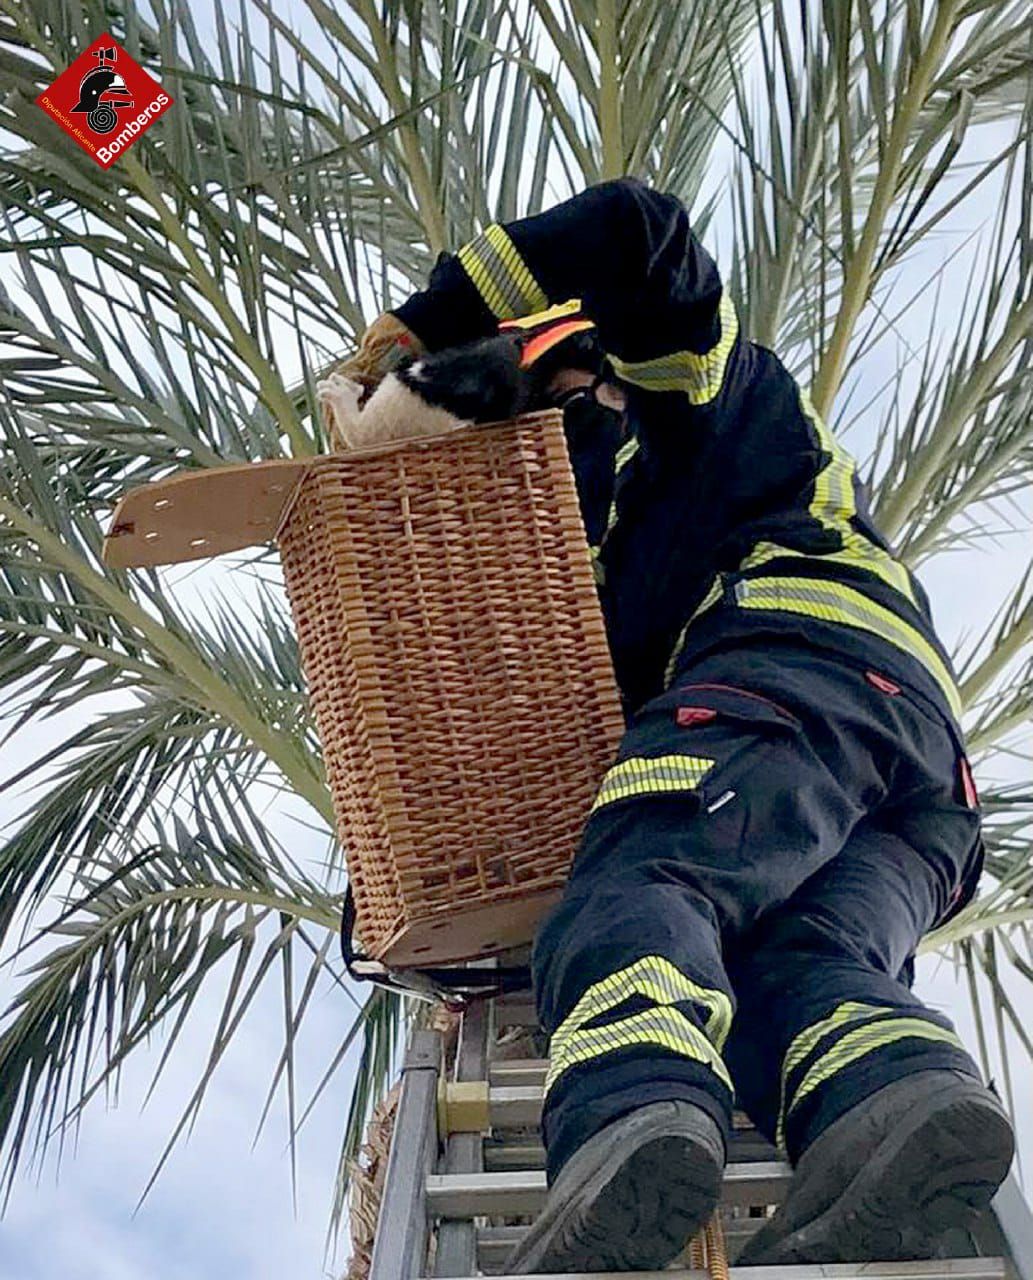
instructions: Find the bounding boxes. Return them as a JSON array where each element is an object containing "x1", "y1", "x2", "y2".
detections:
[{"x1": 277, "y1": 410, "x2": 624, "y2": 966}]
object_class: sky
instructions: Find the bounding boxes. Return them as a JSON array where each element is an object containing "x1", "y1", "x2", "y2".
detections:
[{"x1": 1, "y1": 5, "x2": 1031, "y2": 1279}]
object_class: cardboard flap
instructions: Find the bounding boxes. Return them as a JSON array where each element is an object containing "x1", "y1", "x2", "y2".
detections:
[{"x1": 102, "y1": 458, "x2": 311, "y2": 568}]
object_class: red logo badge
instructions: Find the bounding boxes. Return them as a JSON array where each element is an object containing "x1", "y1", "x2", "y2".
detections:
[
  {"x1": 676, "y1": 706, "x2": 718, "y2": 726},
  {"x1": 958, "y1": 755, "x2": 980, "y2": 810},
  {"x1": 35, "y1": 34, "x2": 173, "y2": 169},
  {"x1": 865, "y1": 670, "x2": 902, "y2": 696}
]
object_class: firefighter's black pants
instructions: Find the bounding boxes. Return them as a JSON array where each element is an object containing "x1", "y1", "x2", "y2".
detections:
[{"x1": 532, "y1": 640, "x2": 983, "y2": 1183}]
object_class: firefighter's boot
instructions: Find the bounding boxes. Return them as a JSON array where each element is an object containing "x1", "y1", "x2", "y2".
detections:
[
  {"x1": 505, "y1": 1100, "x2": 725, "y2": 1274},
  {"x1": 737, "y1": 1070, "x2": 1014, "y2": 1265}
]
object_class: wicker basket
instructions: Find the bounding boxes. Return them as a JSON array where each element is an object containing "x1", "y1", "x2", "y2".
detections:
[{"x1": 275, "y1": 410, "x2": 624, "y2": 966}]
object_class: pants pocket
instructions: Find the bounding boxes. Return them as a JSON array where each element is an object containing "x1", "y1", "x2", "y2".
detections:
[{"x1": 591, "y1": 682, "x2": 804, "y2": 818}]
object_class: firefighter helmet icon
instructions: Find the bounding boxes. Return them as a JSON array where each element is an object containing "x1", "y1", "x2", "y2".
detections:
[{"x1": 71, "y1": 46, "x2": 134, "y2": 135}]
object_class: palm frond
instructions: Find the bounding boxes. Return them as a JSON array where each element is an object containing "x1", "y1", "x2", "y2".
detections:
[{"x1": 0, "y1": 813, "x2": 380, "y2": 1257}]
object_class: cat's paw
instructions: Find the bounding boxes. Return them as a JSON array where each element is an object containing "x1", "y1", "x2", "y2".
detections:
[{"x1": 317, "y1": 373, "x2": 365, "y2": 447}]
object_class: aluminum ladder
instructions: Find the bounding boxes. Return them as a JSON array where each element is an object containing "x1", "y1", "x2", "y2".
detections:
[{"x1": 366, "y1": 990, "x2": 1033, "y2": 1280}]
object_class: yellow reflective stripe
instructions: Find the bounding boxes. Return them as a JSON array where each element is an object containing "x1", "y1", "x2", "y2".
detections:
[
  {"x1": 775, "y1": 1001, "x2": 883, "y2": 1149},
  {"x1": 561, "y1": 957, "x2": 727, "y2": 1041},
  {"x1": 601, "y1": 435, "x2": 640, "y2": 541},
  {"x1": 782, "y1": 1002, "x2": 882, "y2": 1093},
  {"x1": 737, "y1": 389, "x2": 916, "y2": 603},
  {"x1": 545, "y1": 955, "x2": 733, "y2": 1096},
  {"x1": 615, "y1": 434, "x2": 640, "y2": 473},
  {"x1": 589, "y1": 544, "x2": 605, "y2": 585},
  {"x1": 457, "y1": 224, "x2": 548, "y2": 320},
  {"x1": 589, "y1": 434, "x2": 641, "y2": 588},
  {"x1": 561, "y1": 955, "x2": 733, "y2": 1051},
  {"x1": 786, "y1": 1018, "x2": 965, "y2": 1126},
  {"x1": 734, "y1": 577, "x2": 961, "y2": 719},
  {"x1": 546, "y1": 1006, "x2": 733, "y2": 1096},
  {"x1": 486, "y1": 225, "x2": 549, "y2": 313},
  {"x1": 806, "y1": 391, "x2": 854, "y2": 527},
  {"x1": 739, "y1": 536, "x2": 916, "y2": 600},
  {"x1": 609, "y1": 292, "x2": 739, "y2": 405},
  {"x1": 664, "y1": 576, "x2": 724, "y2": 686},
  {"x1": 590, "y1": 753, "x2": 714, "y2": 813},
  {"x1": 501, "y1": 298, "x2": 584, "y2": 329}
]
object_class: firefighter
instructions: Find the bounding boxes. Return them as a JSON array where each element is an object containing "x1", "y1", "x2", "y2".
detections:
[{"x1": 352, "y1": 178, "x2": 1015, "y2": 1268}]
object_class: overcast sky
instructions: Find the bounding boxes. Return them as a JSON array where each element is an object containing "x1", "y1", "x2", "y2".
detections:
[{"x1": 1, "y1": 6, "x2": 1030, "y2": 1280}]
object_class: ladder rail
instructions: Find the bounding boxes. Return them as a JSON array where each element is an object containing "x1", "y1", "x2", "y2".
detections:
[
  {"x1": 435, "y1": 1001, "x2": 491, "y2": 1278},
  {"x1": 368, "y1": 1029, "x2": 442, "y2": 1280},
  {"x1": 990, "y1": 1171, "x2": 1033, "y2": 1280}
]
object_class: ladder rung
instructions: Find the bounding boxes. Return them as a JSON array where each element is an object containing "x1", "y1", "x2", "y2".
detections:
[
  {"x1": 484, "y1": 1142, "x2": 545, "y2": 1171},
  {"x1": 489, "y1": 1059, "x2": 549, "y2": 1087},
  {"x1": 445, "y1": 1080, "x2": 777, "y2": 1157},
  {"x1": 427, "y1": 1160, "x2": 793, "y2": 1217},
  {"x1": 489, "y1": 1085, "x2": 543, "y2": 1128},
  {"x1": 474, "y1": 1224, "x2": 529, "y2": 1270},
  {"x1": 474, "y1": 1262, "x2": 1008, "y2": 1280},
  {"x1": 487, "y1": 1062, "x2": 760, "y2": 1131},
  {"x1": 454, "y1": 1088, "x2": 771, "y2": 1143},
  {"x1": 476, "y1": 1217, "x2": 769, "y2": 1269},
  {"x1": 483, "y1": 1129, "x2": 779, "y2": 1171}
]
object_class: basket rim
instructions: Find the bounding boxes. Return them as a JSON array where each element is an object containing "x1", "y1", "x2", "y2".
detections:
[{"x1": 276, "y1": 408, "x2": 564, "y2": 543}]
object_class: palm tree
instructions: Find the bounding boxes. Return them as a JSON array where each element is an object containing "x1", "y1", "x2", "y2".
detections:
[{"x1": 0, "y1": 0, "x2": 1030, "y2": 1262}]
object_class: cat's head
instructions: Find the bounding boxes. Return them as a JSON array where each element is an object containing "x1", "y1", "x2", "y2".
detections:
[{"x1": 394, "y1": 334, "x2": 532, "y2": 424}]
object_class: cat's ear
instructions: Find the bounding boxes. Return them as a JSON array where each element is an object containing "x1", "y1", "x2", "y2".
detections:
[
  {"x1": 472, "y1": 333, "x2": 524, "y2": 367},
  {"x1": 499, "y1": 332, "x2": 525, "y2": 362}
]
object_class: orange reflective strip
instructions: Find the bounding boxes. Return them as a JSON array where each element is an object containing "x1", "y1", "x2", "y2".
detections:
[{"x1": 517, "y1": 319, "x2": 596, "y2": 367}]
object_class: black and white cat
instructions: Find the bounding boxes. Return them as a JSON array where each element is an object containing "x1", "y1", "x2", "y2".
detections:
[{"x1": 318, "y1": 335, "x2": 533, "y2": 450}]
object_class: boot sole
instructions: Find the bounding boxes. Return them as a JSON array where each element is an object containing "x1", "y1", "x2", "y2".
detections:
[
  {"x1": 744, "y1": 1079, "x2": 1014, "y2": 1264},
  {"x1": 506, "y1": 1101, "x2": 724, "y2": 1273}
]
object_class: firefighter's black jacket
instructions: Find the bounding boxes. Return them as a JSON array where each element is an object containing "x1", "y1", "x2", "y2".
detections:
[{"x1": 394, "y1": 177, "x2": 960, "y2": 726}]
